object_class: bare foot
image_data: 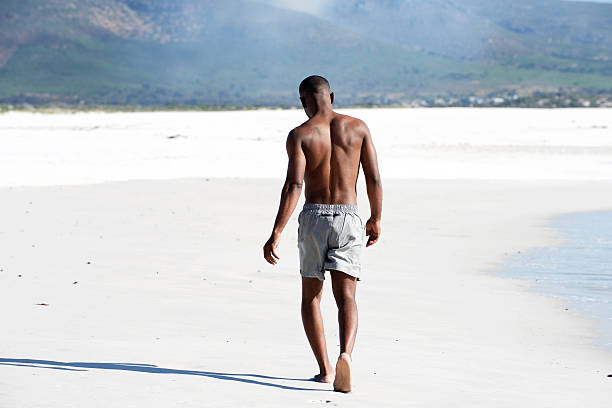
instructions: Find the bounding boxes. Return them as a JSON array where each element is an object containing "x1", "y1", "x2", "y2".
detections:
[
  {"x1": 333, "y1": 353, "x2": 352, "y2": 393},
  {"x1": 312, "y1": 373, "x2": 334, "y2": 383}
]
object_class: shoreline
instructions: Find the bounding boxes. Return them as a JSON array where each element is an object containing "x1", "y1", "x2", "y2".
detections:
[
  {"x1": 1, "y1": 178, "x2": 611, "y2": 407},
  {"x1": 492, "y1": 210, "x2": 612, "y2": 351}
]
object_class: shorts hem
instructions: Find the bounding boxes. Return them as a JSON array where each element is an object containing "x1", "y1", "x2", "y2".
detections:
[
  {"x1": 300, "y1": 270, "x2": 326, "y2": 281},
  {"x1": 324, "y1": 262, "x2": 361, "y2": 280}
]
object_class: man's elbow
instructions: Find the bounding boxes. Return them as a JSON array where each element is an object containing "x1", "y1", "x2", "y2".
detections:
[
  {"x1": 284, "y1": 181, "x2": 303, "y2": 192},
  {"x1": 366, "y1": 175, "x2": 382, "y2": 190}
]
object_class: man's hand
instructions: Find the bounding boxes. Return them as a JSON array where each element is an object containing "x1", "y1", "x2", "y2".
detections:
[
  {"x1": 365, "y1": 218, "x2": 381, "y2": 247},
  {"x1": 263, "y1": 233, "x2": 281, "y2": 265}
]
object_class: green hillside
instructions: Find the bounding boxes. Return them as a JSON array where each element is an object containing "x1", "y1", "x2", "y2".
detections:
[{"x1": 0, "y1": 0, "x2": 611, "y2": 106}]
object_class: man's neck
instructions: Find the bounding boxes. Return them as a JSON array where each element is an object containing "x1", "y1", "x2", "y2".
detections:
[{"x1": 310, "y1": 104, "x2": 334, "y2": 119}]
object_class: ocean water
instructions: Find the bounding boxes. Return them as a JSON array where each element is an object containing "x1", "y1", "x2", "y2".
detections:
[{"x1": 499, "y1": 211, "x2": 612, "y2": 349}]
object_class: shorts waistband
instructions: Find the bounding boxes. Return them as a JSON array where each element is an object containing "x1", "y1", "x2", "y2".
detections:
[{"x1": 303, "y1": 203, "x2": 358, "y2": 213}]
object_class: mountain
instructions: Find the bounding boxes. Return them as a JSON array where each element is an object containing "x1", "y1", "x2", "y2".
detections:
[
  {"x1": 0, "y1": 0, "x2": 611, "y2": 106},
  {"x1": 321, "y1": 0, "x2": 612, "y2": 62}
]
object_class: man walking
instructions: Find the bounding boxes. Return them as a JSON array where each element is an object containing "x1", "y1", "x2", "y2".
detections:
[{"x1": 263, "y1": 75, "x2": 382, "y2": 393}]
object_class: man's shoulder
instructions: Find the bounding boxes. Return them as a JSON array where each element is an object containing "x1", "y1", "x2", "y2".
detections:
[
  {"x1": 286, "y1": 122, "x2": 314, "y2": 148},
  {"x1": 290, "y1": 117, "x2": 323, "y2": 139},
  {"x1": 333, "y1": 113, "x2": 367, "y2": 129},
  {"x1": 288, "y1": 113, "x2": 368, "y2": 140},
  {"x1": 288, "y1": 122, "x2": 310, "y2": 140}
]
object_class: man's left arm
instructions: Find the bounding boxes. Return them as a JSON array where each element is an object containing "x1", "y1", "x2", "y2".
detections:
[{"x1": 263, "y1": 130, "x2": 306, "y2": 265}]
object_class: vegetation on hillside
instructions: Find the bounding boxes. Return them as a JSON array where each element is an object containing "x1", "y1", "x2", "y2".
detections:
[{"x1": 0, "y1": 0, "x2": 610, "y2": 107}]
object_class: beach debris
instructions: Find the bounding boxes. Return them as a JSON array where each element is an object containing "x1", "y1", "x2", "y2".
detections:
[
  {"x1": 73, "y1": 281, "x2": 78, "y2": 285},
  {"x1": 248, "y1": 280, "x2": 253, "y2": 283},
  {"x1": 86, "y1": 261, "x2": 91, "y2": 264},
  {"x1": 36, "y1": 303, "x2": 49, "y2": 306},
  {"x1": 607, "y1": 374, "x2": 612, "y2": 377},
  {"x1": 167, "y1": 134, "x2": 187, "y2": 139},
  {"x1": 18, "y1": 274, "x2": 22, "y2": 277}
]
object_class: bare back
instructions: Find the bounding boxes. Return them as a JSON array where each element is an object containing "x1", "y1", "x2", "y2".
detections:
[
  {"x1": 293, "y1": 113, "x2": 367, "y2": 205},
  {"x1": 264, "y1": 77, "x2": 382, "y2": 267}
]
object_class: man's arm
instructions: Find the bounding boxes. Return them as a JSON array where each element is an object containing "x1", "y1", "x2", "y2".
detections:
[
  {"x1": 263, "y1": 130, "x2": 306, "y2": 265},
  {"x1": 360, "y1": 122, "x2": 382, "y2": 247}
]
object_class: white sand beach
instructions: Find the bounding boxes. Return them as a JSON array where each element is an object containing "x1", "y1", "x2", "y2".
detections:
[
  {"x1": 1, "y1": 109, "x2": 612, "y2": 407},
  {"x1": 1, "y1": 108, "x2": 611, "y2": 186}
]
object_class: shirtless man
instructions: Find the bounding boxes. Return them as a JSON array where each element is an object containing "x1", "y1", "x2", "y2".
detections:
[{"x1": 263, "y1": 75, "x2": 382, "y2": 393}]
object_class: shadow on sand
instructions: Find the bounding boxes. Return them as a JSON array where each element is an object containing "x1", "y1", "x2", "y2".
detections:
[{"x1": 0, "y1": 358, "x2": 326, "y2": 391}]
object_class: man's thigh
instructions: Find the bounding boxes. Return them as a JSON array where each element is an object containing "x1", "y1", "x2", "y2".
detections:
[
  {"x1": 330, "y1": 270, "x2": 357, "y2": 301},
  {"x1": 302, "y1": 276, "x2": 324, "y2": 301}
]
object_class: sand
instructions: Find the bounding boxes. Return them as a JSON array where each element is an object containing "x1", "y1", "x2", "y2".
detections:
[
  {"x1": 1, "y1": 108, "x2": 611, "y2": 406},
  {"x1": 1, "y1": 178, "x2": 612, "y2": 407},
  {"x1": 1, "y1": 108, "x2": 611, "y2": 187}
]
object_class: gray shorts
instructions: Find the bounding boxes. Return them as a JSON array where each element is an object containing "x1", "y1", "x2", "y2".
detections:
[{"x1": 298, "y1": 203, "x2": 365, "y2": 281}]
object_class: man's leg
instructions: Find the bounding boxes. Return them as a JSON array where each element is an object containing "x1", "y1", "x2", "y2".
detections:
[
  {"x1": 301, "y1": 277, "x2": 334, "y2": 383},
  {"x1": 330, "y1": 270, "x2": 357, "y2": 392},
  {"x1": 330, "y1": 271, "x2": 358, "y2": 355}
]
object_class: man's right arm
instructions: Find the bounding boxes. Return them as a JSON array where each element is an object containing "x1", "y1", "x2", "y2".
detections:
[
  {"x1": 359, "y1": 122, "x2": 382, "y2": 247},
  {"x1": 263, "y1": 129, "x2": 306, "y2": 264}
]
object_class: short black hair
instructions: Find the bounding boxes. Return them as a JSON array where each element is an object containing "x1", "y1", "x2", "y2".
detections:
[{"x1": 299, "y1": 75, "x2": 331, "y2": 95}]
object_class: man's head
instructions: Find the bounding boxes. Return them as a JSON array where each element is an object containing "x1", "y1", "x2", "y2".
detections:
[{"x1": 299, "y1": 75, "x2": 334, "y2": 117}]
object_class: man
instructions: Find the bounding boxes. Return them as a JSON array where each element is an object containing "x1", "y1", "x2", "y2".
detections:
[{"x1": 263, "y1": 75, "x2": 382, "y2": 393}]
